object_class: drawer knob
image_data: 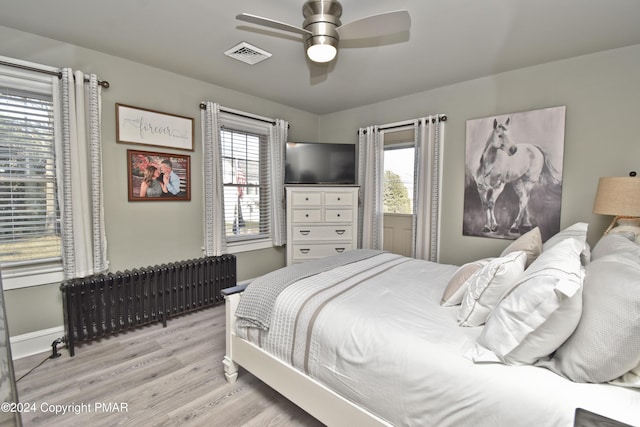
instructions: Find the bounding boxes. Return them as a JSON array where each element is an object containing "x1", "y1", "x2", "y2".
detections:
[
  {"x1": 335, "y1": 248, "x2": 345, "y2": 253},
  {"x1": 300, "y1": 248, "x2": 310, "y2": 254},
  {"x1": 337, "y1": 213, "x2": 341, "y2": 217},
  {"x1": 337, "y1": 197, "x2": 341, "y2": 201},
  {"x1": 305, "y1": 214, "x2": 309, "y2": 217},
  {"x1": 305, "y1": 197, "x2": 309, "y2": 201},
  {"x1": 300, "y1": 230, "x2": 310, "y2": 236},
  {"x1": 335, "y1": 229, "x2": 345, "y2": 235}
]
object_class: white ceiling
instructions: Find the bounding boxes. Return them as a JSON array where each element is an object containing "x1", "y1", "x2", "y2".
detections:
[{"x1": 1, "y1": 0, "x2": 639, "y2": 115}]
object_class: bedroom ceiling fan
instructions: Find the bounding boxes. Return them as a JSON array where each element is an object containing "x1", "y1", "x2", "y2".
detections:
[{"x1": 236, "y1": 0, "x2": 411, "y2": 63}]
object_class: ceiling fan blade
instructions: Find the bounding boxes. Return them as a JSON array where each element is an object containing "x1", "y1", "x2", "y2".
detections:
[
  {"x1": 336, "y1": 10, "x2": 410, "y2": 40},
  {"x1": 236, "y1": 13, "x2": 311, "y2": 37}
]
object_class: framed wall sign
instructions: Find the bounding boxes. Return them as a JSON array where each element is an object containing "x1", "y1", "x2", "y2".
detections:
[
  {"x1": 127, "y1": 149, "x2": 191, "y2": 201},
  {"x1": 116, "y1": 103, "x2": 194, "y2": 151}
]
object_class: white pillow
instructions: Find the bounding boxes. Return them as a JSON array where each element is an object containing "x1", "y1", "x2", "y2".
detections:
[
  {"x1": 542, "y1": 222, "x2": 588, "y2": 250},
  {"x1": 500, "y1": 227, "x2": 542, "y2": 267},
  {"x1": 441, "y1": 258, "x2": 493, "y2": 306},
  {"x1": 474, "y1": 238, "x2": 584, "y2": 365},
  {"x1": 457, "y1": 251, "x2": 527, "y2": 327},
  {"x1": 542, "y1": 222, "x2": 590, "y2": 264}
]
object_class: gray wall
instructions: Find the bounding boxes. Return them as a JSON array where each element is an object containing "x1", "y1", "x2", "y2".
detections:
[
  {"x1": 320, "y1": 44, "x2": 640, "y2": 266},
  {"x1": 1, "y1": 24, "x2": 639, "y2": 338},
  {"x1": 0, "y1": 26, "x2": 319, "y2": 336}
]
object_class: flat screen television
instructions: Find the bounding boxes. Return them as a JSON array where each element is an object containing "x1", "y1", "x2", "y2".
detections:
[{"x1": 285, "y1": 142, "x2": 356, "y2": 185}]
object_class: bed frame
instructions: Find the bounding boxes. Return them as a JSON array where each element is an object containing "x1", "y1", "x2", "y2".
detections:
[{"x1": 222, "y1": 285, "x2": 391, "y2": 426}]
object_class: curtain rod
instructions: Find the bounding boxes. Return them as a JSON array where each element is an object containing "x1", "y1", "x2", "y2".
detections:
[
  {"x1": 0, "y1": 60, "x2": 110, "y2": 88},
  {"x1": 360, "y1": 115, "x2": 448, "y2": 134},
  {"x1": 199, "y1": 102, "x2": 277, "y2": 125},
  {"x1": 380, "y1": 115, "x2": 448, "y2": 131},
  {"x1": 380, "y1": 123, "x2": 414, "y2": 132}
]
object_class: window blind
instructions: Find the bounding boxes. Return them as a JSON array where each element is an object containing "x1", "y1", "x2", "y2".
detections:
[
  {"x1": 220, "y1": 128, "x2": 271, "y2": 242},
  {"x1": 0, "y1": 85, "x2": 60, "y2": 265}
]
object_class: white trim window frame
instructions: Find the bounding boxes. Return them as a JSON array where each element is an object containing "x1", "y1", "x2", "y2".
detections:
[{"x1": 0, "y1": 61, "x2": 64, "y2": 289}]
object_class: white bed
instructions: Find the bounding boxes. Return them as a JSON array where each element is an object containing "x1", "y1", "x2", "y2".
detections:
[{"x1": 222, "y1": 226, "x2": 640, "y2": 426}]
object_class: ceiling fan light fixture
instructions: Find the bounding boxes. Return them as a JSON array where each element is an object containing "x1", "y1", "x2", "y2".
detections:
[
  {"x1": 305, "y1": 35, "x2": 338, "y2": 62},
  {"x1": 237, "y1": 0, "x2": 410, "y2": 64}
]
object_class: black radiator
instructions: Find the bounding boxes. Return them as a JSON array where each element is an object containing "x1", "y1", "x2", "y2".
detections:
[{"x1": 60, "y1": 255, "x2": 236, "y2": 356}]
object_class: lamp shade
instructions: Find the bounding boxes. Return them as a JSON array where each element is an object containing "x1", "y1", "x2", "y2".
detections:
[
  {"x1": 307, "y1": 43, "x2": 337, "y2": 62},
  {"x1": 305, "y1": 35, "x2": 338, "y2": 63},
  {"x1": 593, "y1": 177, "x2": 640, "y2": 217}
]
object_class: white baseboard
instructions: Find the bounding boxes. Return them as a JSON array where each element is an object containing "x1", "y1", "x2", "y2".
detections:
[{"x1": 10, "y1": 326, "x2": 65, "y2": 360}]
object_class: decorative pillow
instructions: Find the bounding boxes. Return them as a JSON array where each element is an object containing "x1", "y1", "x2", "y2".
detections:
[
  {"x1": 457, "y1": 251, "x2": 527, "y2": 327},
  {"x1": 542, "y1": 222, "x2": 590, "y2": 264},
  {"x1": 474, "y1": 238, "x2": 584, "y2": 365},
  {"x1": 590, "y1": 232, "x2": 640, "y2": 261},
  {"x1": 441, "y1": 258, "x2": 492, "y2": 306},
  {"x1": 537, "y1": 248, "x2": 640, "y2": 383},
  {"x1": 500, "y1": 227, "x2": 542, "y2": 267}
]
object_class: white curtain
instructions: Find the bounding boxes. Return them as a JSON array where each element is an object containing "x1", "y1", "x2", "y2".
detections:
[
  {"x1": 55, "y1": 69, "x2": 108, "y2": 279},
  {"x1": 414, "y1": 116, "x2": 446, "y2": 261},
  {"x1": 201, "y1": 102, "x2": 227, "y2": 256},
  {"x1": 269, "y1": 119, "x2": 287, "y2": 246},
  {"x1": 357, "y1": 126, "x2": 384, "y2": 249}
]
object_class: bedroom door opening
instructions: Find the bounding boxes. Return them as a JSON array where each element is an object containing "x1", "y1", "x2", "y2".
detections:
[{"x1": 382, "y1": 129, "x2": 415, "y2": 257}]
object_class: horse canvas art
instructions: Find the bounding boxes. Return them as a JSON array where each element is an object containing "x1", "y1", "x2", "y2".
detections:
[{"x1": 463, "y1": 107, "x2": 565, "y2": 240}]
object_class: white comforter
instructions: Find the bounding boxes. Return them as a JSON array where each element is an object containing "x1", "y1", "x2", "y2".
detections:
[{"x1": 237, "y1": 252, "x2": 640, "y2": 426}]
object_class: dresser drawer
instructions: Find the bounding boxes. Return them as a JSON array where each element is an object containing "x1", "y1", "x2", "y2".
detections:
[
  {"x1": 291, "y1": 243, "x2": 353, "y2": 261},
  {"x1": 292, "y1": 209, "x2": 322, "y2": 223},
  {"x1": 324, "y1": 209, "x2": 353, "y2": 222},
  {"x1": 292, "y1": 225, "x2": 353, "y2": 242},
  {"x1": 324, "y1": 191, "x2": 355, "y2": 206},
  {"x1": 291, "y1": 192, "x2": 322, "y2": 206}
]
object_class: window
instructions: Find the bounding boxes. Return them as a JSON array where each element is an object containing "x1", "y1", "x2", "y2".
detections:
[
  {"x1": 0, "y1": 76, "x2": 61, "y2": 272},
  {"x1": 202, "y1": 104, "x2": 285, "y2": 256},
  {"x1": 220, "y1": 127, "x2": 271, "y2": 245},
  {"x1": 383, "y1": 145, "x2": 415, "y2": 214}
]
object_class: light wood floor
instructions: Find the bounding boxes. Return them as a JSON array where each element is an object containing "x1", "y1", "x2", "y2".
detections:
[{"x1": 13, "y1": 304, "x2": 324, "y2": 427}]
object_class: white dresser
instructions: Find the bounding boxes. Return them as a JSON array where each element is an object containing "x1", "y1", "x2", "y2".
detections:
[{"x1": 286, "y1": 186, "x2": 359, "y2": 265}]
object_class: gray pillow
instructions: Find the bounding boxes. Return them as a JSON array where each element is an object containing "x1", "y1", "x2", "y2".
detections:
[
  {"x1": 538, "y1": 249, "x2": 640, "y2": 383},
  {"x1": 590, "y1": 232, "x2": 640, "y2": 261}
]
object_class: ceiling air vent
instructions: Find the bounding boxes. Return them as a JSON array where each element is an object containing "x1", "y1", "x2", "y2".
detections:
[{"x1": 225, "y1": 42, "x2": 272, "y2": 65}]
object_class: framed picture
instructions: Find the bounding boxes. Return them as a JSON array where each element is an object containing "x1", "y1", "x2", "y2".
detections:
[
  {"x1": 127, "y1": 149, "x2": 191, "y2": 201},
  {"x1": 463, "y1": 106, "x2": 566, "y2": 241},
  {"x1": 116, "y1": 103, "x2": 194, "y2": 151}
]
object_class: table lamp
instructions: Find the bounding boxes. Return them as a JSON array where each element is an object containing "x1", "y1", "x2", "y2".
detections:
[{"x1": 592, "y1": 173, "x2": 640, "y2": 237}]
